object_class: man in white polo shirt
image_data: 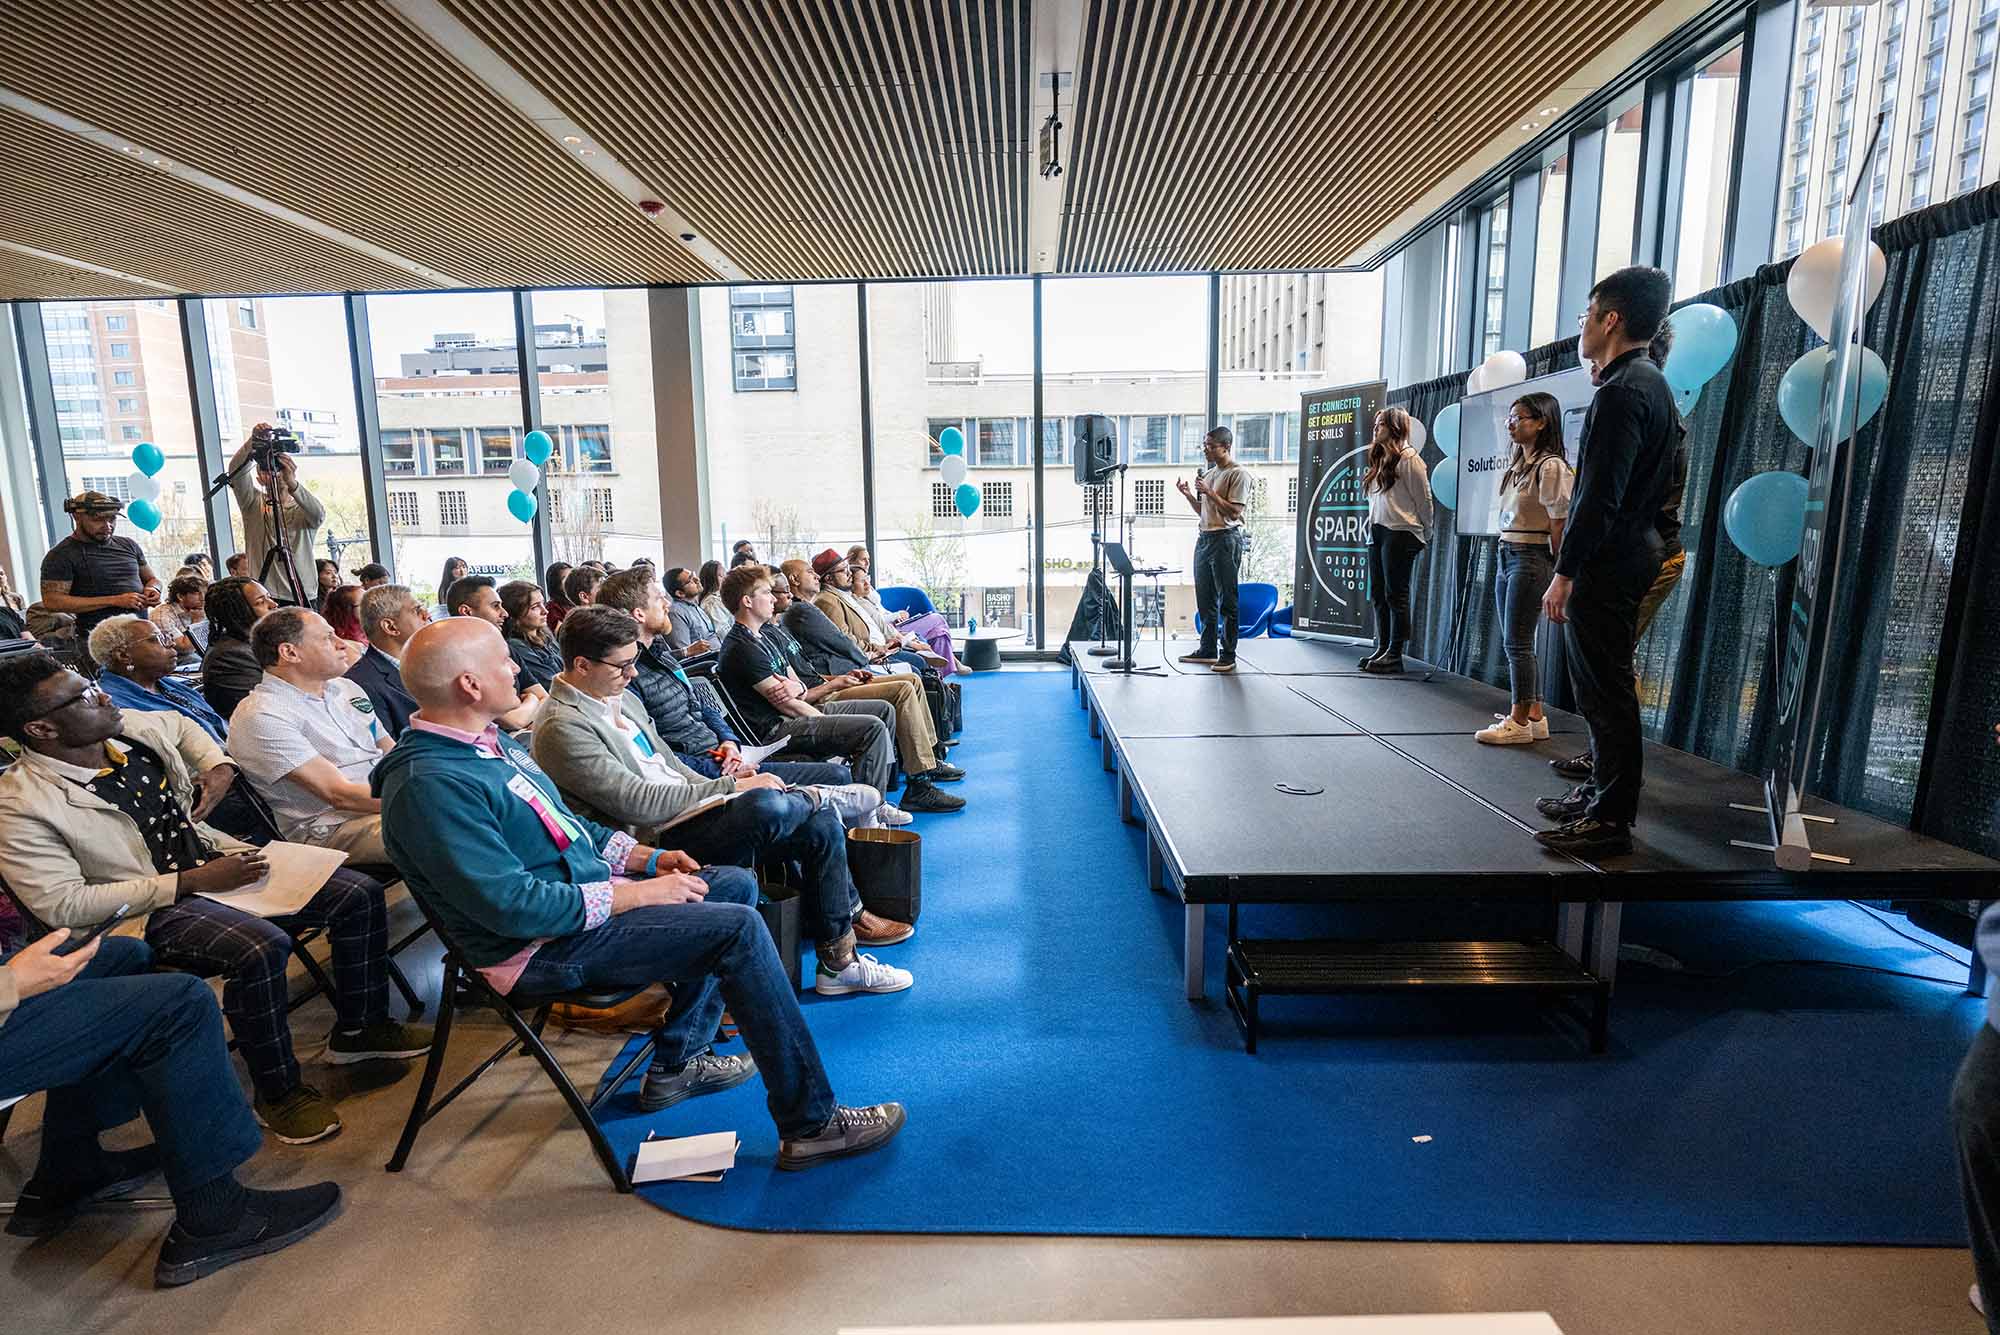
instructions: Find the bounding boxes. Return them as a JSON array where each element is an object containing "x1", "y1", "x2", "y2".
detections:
[{"x1": 226, "y1": 607, "x2": 393, "y2": 864}]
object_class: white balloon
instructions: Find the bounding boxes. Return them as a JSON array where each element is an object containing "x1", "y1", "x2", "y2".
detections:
[
  {"x1": 126, "y1": 470, "x2": 161, "y2": 503},
  {"x1": 939, "y1": 453, "x2": 968, "y2": 487},
  {"x1": 1464, "y1": 364, "x2": 1488, "y2": 394},
  {"x1": 1786, "y1": 237, "x2": 1888, "y2": 342},
  {"x1": 508, "y1": 459, "x2": 541, "y2": 492},
  {"x1": 1405, "y1": 416, "x2": 1427, "y2": 454},
  {"x1": 1483, "y1": 349, "x2": 1528, "y2": 389}
]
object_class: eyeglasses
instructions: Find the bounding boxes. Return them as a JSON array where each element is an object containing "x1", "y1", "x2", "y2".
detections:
[
  {"x1": 1505, "y1": 412, "x2": 1539, "y2": 427},
  {"x1": 30, "y1": 683, "x2": 109, "y2": 721},
  {"x1": 587, "y1": 653, "x2": 640, "y2": 675}
]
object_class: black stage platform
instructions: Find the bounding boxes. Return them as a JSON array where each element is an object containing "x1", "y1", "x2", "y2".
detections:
[{"x1": 1070, "y1": 635, "x2": 2000, "y2": 1049}]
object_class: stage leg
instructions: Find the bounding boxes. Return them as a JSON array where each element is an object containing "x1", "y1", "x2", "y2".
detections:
[
  {"x1": 1146, "y1": 831, "x2": 1165, "y2": 891},
  {"x1": 1185, "y1": 905, "x2": 1206, "y2": 1000},
  {"x1": 1088, "y1": 706, "x2": 1100, "y2": 738},
  {"x1": 1556, "y1": 903, "x2": 1587, "y2": 963},
  {"x1": 1585, "y1": 901, "x2": 1623, "y2": 988},
  {"x1": 1118, "y1": 771, "x2": 1136, "y2": 824},
  {"x1": 1101, "y1": 730, "x2": 1114, "y2": 772}
]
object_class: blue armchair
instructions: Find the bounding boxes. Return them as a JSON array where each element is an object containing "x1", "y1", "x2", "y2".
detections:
[
  {"x1": 876, "y1": 585, "x2": 936, "y2": 618},
  {"x1": 1194, "y1": 581, "x2": 1282, "y2": 640}
]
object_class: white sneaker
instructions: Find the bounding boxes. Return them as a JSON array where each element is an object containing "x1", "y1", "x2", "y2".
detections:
[
  {"x1": 816, "y1": 953, "x2": 914, "y2": 996},
  {"x1": 1476, "y1": 716, "x2": 1539, "y2": 745},
  {"x1": 1973, "y1": 1282, "x2": 1986, "y2": 1317},
  {"x1": 1490, "y1": 712, "x2": 1551, "y2": 740},
  {"x1": 874, "y1": 802, "x2": 913, "y2": 827}
]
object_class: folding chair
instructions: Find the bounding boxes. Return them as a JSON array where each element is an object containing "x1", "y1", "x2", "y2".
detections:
[{"x1": 383, "y1": 881, "x2": 657, "y2": 1193}]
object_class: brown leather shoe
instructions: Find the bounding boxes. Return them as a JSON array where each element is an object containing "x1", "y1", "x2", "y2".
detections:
[
  {"x1": 550, "y1": 983, "x2": 673, "y2": 1036},
  {"x1": 853, "y1": 909, "x2": 915, "y2": 946}
]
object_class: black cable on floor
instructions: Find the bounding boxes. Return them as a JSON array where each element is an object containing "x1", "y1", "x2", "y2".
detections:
[{"x1": 1847, "y1": 900, "x2": 1972, "y2": 967}]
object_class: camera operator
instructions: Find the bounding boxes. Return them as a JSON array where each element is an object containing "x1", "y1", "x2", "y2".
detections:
[{"x1": 227, "y1": 423, "x2": 324, "y2": 608}]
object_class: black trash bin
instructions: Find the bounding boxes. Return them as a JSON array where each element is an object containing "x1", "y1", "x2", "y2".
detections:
[{"x1": 846, "y1": 828, "x2": 921, "y2": 925}]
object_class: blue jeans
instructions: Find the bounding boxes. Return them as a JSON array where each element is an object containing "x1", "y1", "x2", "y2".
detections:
[
  {"x1": 1194, "y1": 528, "x2": 1246, "y2": 656},
  {"x1": 667, "y1": 789, "x2": 860, "y2": 943},
  {"x1": 675, "y1": 750, "x2": 853, "y2": 788},
  {"x1": 0, "y1": 936, "x2": 263, "y2": 1198},
  {"x1": 1494, "y1": 542, "x2": 1554, "y2": 709},
  {"x1": 512, "y1": 868, "x2": 836, "y2": 1138}
]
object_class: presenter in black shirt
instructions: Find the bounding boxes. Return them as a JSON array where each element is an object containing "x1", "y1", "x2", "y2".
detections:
[
  {"x1": 1537, "y1": 267, "x2": 1680, "y2": 858},
  {"x1": 39, "y1": 491, "x2": 162, "y2": 665}
]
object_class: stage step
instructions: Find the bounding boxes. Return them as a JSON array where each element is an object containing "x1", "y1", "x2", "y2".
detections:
[{"x1": 1224, "y1": 938, "x2": 1609, "y2": 1054}]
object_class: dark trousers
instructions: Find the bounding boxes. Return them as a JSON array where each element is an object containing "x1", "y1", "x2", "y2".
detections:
[
  {"x1": 0, "y1": 937, "x2": 263, "y2": 1198},
  {"x1": 1368, "y1": 524, "x2": 1424, "y2": 652},
  {"x1": 1194, "y1": 528, "x2": 1246, "y2": 656},
  {"x1": 513, "y1": 869, "x2": 836, "y2": 1139},
  {"x1": 1561, "y1": 543, "x2": 1662, "y2": 826},
  {"x1": 1956, "y1": 1023, "x2": 2000, "y2": 1333},
  {"x1": 676, "y1": 750, "x2": 854, "y2": 788},
  {"x1": 142, "y1": 867, "x2": 390, "y2": 1103},
  {"x1": 765, "y1": 707, "x2": 895, "y2": 793},
  {"x1": 669, "y1": 788, "x2": 860, "y2": 942}
]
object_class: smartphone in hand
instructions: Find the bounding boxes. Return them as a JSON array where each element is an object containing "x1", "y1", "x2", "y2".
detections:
[{"x1": 56, "y1": 903, "x2": 133, "y2": 955}]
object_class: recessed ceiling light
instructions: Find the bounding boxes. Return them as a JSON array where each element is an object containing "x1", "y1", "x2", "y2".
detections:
[
  {"x1": 1541, "y1": 106, "x2": 1558, "y2": 115},
  {"x1": 580, "y1": 148, "x2": 596, "y2": 157},
  {"x1": 561, "y1": 135, "x2": 581, "y2": 145},
  {"x1": 1519, "y1": 122, "x2": 1533, "y2": 130}
]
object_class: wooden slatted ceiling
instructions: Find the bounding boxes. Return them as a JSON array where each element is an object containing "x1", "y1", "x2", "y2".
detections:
[
  {"x1": 1059, "y1": 0, "x2": 1668, "y2": 273},
  {"x1": 0, "y1": 104, "x2": 426, "y2": 295},
  {"x1": 437, "y1": 0, "x2": 1032, "y2": 279},
  {"x1": 0, "y1": 0, "x2": 718, "y2": 293},
  {"x1": 0, "y1": 248, "x2": 167, "y2": 302}
]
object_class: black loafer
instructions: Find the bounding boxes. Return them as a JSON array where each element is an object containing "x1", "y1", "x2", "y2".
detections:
[
  {"x1": 155, "y1": 1182, "x2": 342, "y2": 1288},
  {"x1": 4, "y1": 1146, "x2": 162, "y2": 1238}
]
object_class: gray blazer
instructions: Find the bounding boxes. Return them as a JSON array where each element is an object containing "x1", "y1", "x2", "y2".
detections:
[{"x1": 529, "y1": 676, "x2": 736, "y2": 836}]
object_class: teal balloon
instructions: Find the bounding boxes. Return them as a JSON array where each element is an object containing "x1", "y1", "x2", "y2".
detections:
[
  {"x1": 1724, "y1": 470, "x2": 1809, "y2": 566},
  {"x1": 522, "y1": 430, "x2": 555, "y2": 467},
  {"x1": 1430, "y1": 455, "x2": 1458, "y2": 509},
  {"x1": 506, "y1": 488, "x2": 538, "y2": 523},
  {"x1": 126, "y1": 498, "x2": 162, "y2": 532},
  {"x1": 1674, "y1": 381, "x2": 1702, "y2": 418},
  {"x1": 131, "y1": 442, "x2": 164, "y2": 477},
  {"x1": 1433, "y1": 403, "x2": 1461, "y2": 458},
  {"x1": 938, "y1": 426, "x2": 965, "y2": 457},
  {"x1": 1663, "y1": 303, "x2": 1737, "y2": 390},
  {"x1": 953, "y1": 482, "x2": 980, "y2": 518},
  {"x1": 1777, "y1": 345, "x2": 1889, "y2": 443}
]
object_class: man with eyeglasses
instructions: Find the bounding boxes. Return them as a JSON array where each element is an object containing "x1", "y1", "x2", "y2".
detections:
[
  {"x1": 663, "y1": 566, "x2": 719, "y2": 659},
  {"x1": 0, "y1": 652, "x2": 428, "y2": 1148}
]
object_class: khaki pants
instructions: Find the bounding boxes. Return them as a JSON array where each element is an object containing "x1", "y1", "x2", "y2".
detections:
[
  {"x1": 825, "y1": 678, "x2": 936, "y2": 775},
  {"x1": 305, "y1": 813, "x2": 390, "y2": 867},
  {"x1": 1634, "y1": 549, "x2": 1687, "y2": 642}
]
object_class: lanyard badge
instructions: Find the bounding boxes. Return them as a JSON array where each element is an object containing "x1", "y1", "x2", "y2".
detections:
[{"x1": 505, "y1": 772, "x2": 583, "y2": 851}]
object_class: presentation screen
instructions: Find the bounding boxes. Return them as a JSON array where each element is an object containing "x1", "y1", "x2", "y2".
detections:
[{"x1": 1454, "y1": 365, "x2": 1595, "y2": 538}]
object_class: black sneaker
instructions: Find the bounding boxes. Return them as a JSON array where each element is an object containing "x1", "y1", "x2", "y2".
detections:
[
  {"x1": 1178, "y1": 649, "x2": 1219, "y2": 664},
  {"x1": 1360, "y1": 653, "x2": 1404, "y2": 674},
  {"x1": 1534, "y1": 817, "x2": 1634, "y2": 858},
  {"x1": 1551, "y1": 750, "x2": 1595, "y2": 780},
  {"x1": 901, "y1": 778, "x2": 965, "y2": 812},
  {"x1": 924, "y1": 762, "x2": 966, "y2": 783},
  {"x1": 778, "y1": 1102, "x2": 907, "y2": 1171},
  {"x1": 1535, "y1": 785, "x2": 1593, "y2": 821},
  {"x1": 1210, "y1": 657, "x2": 1237, "y2": 673},
  {"x1": 940, "y1": 738, "x2": 961, "y2": 749},
  {"x1": 154, "y1": 1182, "x2": 342, "y2": 1288},
  {"x1": 638, "y1": 1051, "x2": 757, "y2": 1112},
  {"x1": 4, "y1": 1145, "x2": 162, "y2": 1238}
]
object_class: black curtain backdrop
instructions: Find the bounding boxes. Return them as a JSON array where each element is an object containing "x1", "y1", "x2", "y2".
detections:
[{"x1": 1386, "y1": 184, "x2": 2000, "y2": 857}]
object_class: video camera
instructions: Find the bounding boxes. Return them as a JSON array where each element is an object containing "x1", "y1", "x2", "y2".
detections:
[{"x1": 249, "y1": 423, "x2": 301, "y2": 470}]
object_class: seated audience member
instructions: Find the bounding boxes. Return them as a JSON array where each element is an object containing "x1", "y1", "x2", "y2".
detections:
[
  {"x1": 592, "y1": 568, "x2": 858, "y2": 791},
  {"x1": 0, "y1": 566, "x2": 28, "y2": 640},
  {"x1": 323, "y1": 584, "x2": 366, "y2": 648},
  {"x1": 543, "y1": 561, "x2": 575, "y2": 629},
  {"x1": 200, "y1": 576, "x2": 279, "y2": 720},
  {"x1": 225, "y1": 609, "x2": 394, "y2": 863},
  {"x1": 345, "y1": 584, "x2": 429, "y2": 737},
  {"x1": 809, "y1": 550, "x2": 931, "y2": 675},
  {"x1": 356, "y1": 563, "x2": 390, "y2": 590},
  {"x1": 374, "y1": 616, "x2": 907, "y2": 1158},
  {"x1": 152, "y1": 571, "x2": 210, "y2": 665},
  {"x1": 182, "y1": 551, "x2": 214, "y2": 581},
  {"x1": 563, "y1": 565, "x2": 604, "y2": 622},
  {"x1": 0, "y1": 652, "x2": 427, "y2": 1146},
  {"x1": 501, "y1": 580, "x2": 564, "y2": 693},
  {"x1": 443, "y1": 575, "x2": 547, "y2": 728},
  {"x1": 91, "y1": 614, "x2": 230, "y2": 743},
  {"x1": 664, "y1": 566, "x2": 720, "y2": 658},
  {"x1": 732, "y1": 539, "x2": 758, "y2": 564},
  {"x1": 0, "y1": 931, "x2": 343, "y2": 1283},
  {"x1": 783, "y1": 560, "x2": 956, "y2": 745},
  {"x1": 224, "y1": 552, "x2": 250, "y2": 579},
  {"x1": 697, "y1": 560, "x2": 729, "y2": 629},
  {"x1": 848, "y1": 549, "x2": 957, "y2": 673},
  {"x1": 312, "y1": 561, "x2": 340, "y2": 613},
  {"x1": 767, "y1": 573, "x2": 962, "y2": 795},
  {"x1": 532, "y1": 607, "x2": 913, "y2": 959},
  {"x1": 720, "y1": 566, "x2": 964, "y2": 813}
]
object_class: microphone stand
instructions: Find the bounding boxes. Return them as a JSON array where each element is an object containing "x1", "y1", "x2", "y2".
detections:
[{"x1": 1086, "y1": 466, "x2": 1116, "y2": 656}]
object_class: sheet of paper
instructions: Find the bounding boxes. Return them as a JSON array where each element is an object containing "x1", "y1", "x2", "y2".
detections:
[
  {"x1": 196, "y1": 841, "x2": 349, "y2": 919},
  {"x1": 632, "y1": 1131, "x2": 739, "y2": 1184},
  {"x1": 736, "y1": 739, "x2": 788, "y2": 766}
]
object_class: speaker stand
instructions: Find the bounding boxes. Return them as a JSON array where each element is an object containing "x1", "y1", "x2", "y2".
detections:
[{"x1": 1085, "y1": 467, "x2": 1117, "y2": 655}]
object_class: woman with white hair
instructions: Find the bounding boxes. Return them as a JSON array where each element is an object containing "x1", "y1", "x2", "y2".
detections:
[{"x1": 88, "y1": 613, "x2": 231, "y2": 743}]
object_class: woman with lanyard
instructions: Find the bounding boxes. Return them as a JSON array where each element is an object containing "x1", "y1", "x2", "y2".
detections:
[{"x1": 1476, "y1": 391, "x2": 1571, "y2": 744}]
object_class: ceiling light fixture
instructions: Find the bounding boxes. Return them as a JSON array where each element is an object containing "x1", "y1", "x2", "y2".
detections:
[
  {"x1": 1541, "y1": 106, "x2": 1558, "y2": 115},
  {"x1": 561, "y1": 135, "x2": 582, "y2": 144}
]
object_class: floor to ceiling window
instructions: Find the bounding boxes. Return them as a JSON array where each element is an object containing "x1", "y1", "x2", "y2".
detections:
[
  {"x1": 528, "y1": 289, "x2": 659, "y2": 569},
  {"x1": 1596, "y1": 90, "x2": 1648, "y2": 279},
  {"x1": 1479, "y1": 196, "x2": 1511, "y2": 358},
  {"x1": 1673, "y1": 43, "x2": 1744, "y2": 298},
  {"x1": 1529, "y1": 150, "x2": 1570, "y2": 347}
]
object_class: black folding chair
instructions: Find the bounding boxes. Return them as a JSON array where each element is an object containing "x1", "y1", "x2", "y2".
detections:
[{"x1": 383, "y1": 881, "x2": 657, "y2": 1193}]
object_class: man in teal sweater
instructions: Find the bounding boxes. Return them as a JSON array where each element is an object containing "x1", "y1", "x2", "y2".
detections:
[{"x1": 374, "y1": 617, "x2": 904, "y2": 1169}]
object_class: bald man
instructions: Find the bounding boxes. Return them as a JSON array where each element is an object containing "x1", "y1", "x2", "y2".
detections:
[{"x1": 372, "y1": 618, "x2": 904, "y2": 1165}]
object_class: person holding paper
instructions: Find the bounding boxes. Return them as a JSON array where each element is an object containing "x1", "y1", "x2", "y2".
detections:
[
  {"x1": 377, "y1": 617, "x2": 907, "y2": 1164},
  {"x1": 533, "y1": 606, "x2": 915, "y2": 959},
  {"x1": 0, "y1": 653, "x2": 430, "y2": 1148}
]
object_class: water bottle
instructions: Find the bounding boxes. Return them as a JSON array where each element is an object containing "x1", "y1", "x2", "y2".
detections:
[{"x1": 968, "y1": 616, "x2": 978, "y2": 636}]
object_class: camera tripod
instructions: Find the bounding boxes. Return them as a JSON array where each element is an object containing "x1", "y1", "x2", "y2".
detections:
[{"x1": 207, "y1": 450, "x2": 311, "y2": 608}]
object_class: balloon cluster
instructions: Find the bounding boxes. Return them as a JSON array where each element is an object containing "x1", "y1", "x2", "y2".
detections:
[
  {"x1": 509, "y1": 430, "x2": 554, "y2": 523},
  {"x1": 1722, "y1": 236, "x2": 1889, "y2": 567},
  {"x1": 125, "y1": 441, "x2": 166, "y2": 532},
  {"x1": 1429, "y1": 348, "x2": 1528, "y2": 509},
  {"x1": 938, "y1": 426, "x2": 978, "y2": 517}
]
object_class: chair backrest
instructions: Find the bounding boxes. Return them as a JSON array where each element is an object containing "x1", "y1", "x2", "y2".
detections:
[
  {"x1": 876, "y1": 585, "x2": 935, "y2": 617},
  {"x1": 1237, "y1": 583, "x2": 1281, "y2": 628},
  {"x1": 1268, "y1": 604, "x2": 1295, "y2": 638},
  {"x1": 701, "y1": 669, "x2": 768, "y2": 745}
]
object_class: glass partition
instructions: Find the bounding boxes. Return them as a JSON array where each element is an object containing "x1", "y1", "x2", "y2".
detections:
[
  {"x1": 1674, "y1": 44, "x2": 1745, "y2": 299},
  {"x1": 529, "y1": 289, "x2": 659, "y2": 570},
  {"x1": 1596, "y1": 90, "x2": 1648, "y2": 279}
]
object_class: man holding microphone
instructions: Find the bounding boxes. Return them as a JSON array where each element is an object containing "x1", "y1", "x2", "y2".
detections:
[
  {"x1": 227, "y1": 424, "x2": 324, "y2": 608},
  {"x1": 1177, "y1": 426, "x2": 1250, "y2": 673}
]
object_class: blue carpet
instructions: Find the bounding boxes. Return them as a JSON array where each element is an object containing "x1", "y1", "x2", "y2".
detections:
[{"x1": 591, "y1": 668, "x2": 1980, "y2": 1243}]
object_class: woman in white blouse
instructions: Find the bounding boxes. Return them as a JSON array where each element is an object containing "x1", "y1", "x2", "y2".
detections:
[
  {"x1": 1476, "y1": 390, "x2": 1571, "y2": 744},
  {"x1": 1360, "y1": 408, "x2": 1433, "y2": 674}
]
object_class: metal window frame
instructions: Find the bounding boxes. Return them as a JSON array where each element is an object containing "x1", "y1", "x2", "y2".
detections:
[
  {"x1": 512, "y1": 290, "x2": 555, "y2": 577},
  {"x1": 176, "y1": 298, "x2": 234, "y2": 571}
]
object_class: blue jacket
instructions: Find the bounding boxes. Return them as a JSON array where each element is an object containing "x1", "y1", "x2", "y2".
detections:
[
  {"x1": 100, "y1": 669, "x2": 229, "y2": 743},
  {"x1": 344, "y1": 646, "x2": 420, "y2": 738},
  {"x1": 373, "y1": 725, "x2": 630, "y2": 969}
]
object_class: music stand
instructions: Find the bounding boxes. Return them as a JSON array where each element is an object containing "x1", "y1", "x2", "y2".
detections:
[{"x1": 1100, "y1": 542, "x2": 1164, "y2": 674}]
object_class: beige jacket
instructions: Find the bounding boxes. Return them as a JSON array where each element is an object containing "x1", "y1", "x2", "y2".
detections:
[
  {"x1": 813, "y1": 590, "x2": 886, "y2": 655},
  {"x1": 0, "y1": 709, "x2": 253, "y2": 939}
]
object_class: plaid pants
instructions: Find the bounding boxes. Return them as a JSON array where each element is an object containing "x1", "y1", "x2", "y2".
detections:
[{"x1": 143, "y1": 867, "x2": 389, "y2": 1102}]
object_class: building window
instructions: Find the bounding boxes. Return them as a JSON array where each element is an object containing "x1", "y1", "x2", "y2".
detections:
[
  {"x1": 1130, "y1": 416, "x2": 1171, "y2": 465},
  {"x1": 112, "y1": 370, "x2": 135, "y2": 386},
  {"x1": 115, "y1": 396, "x2": 137, "y2": 413},
  {"x1": 1235, "y1": 415, "x2": 1274, "y2": 463},
  {"x1": 380, "y1": 430, "x2": 417, "y2": 475},
  {"x1": 733, "y1": 350, "x2": 797, "y2": 391},
  {"x1": 569, "y1": 425, "x2": 614, "y2": 472},
  {"x1": 236, "y1": 300, "x2": 257, "y2": 330},
  {"x1": 976, "y1": 418, "x2": 1017, "y2": 467},
  {"x1": 1041, "y1": 416, "x2": 1068, "y2": 465},
  {"x1": 439, "y1": 491, "x2": 469, "y2": 529},
  {"x1": 120, "y1": 424, "x2": 140, "y2": 440},
  {"x1": 83, "y1": 475, "x2": 131, "y2": 501},
  {"x1": 931, "y1": 482, "x2": 956, "y2": 518},
  {"x1": 1082, "y1": 482, "x2": 1111, "y2": 515},
  {"x1": 104, "y1": 315, "x2": 127, "y2": 332},
  {"x1": 431, "y1": 429, "x2": 466, "y2": 476},
  {"x1": 1248, "y1": 476, "x2": 1272, "y2": 515},
  {"x1": 927, "y1": 417, "x2": 961, "y2": 466},
  {"x1": 548, "y1": 490, "x2": 565, "y2": 523},
  {"x1": 731, "y1": 286, "x2": 796, "y2": 391},
  {"x1": 1134, "y1": 478, "x2": 1167, "y2": 514},
  {"x1": 1287, "y1": 476, "x2": 1299, "y2": 514},
  {"x1": 589, "y1": 488, "x2": 615, "y2": 523},
  {"x1": 388, "y1": 491, "x2": 420, "y2": 527},
  {"x1": 108, "y1": 341, "x2": 131, "y2": 359},
  {"x1": 980, "y1": 480, "x2": 1013, "y2": 518},
  {"x1": 478, "y1": 428, "x2": 514, "y2": 474}
]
